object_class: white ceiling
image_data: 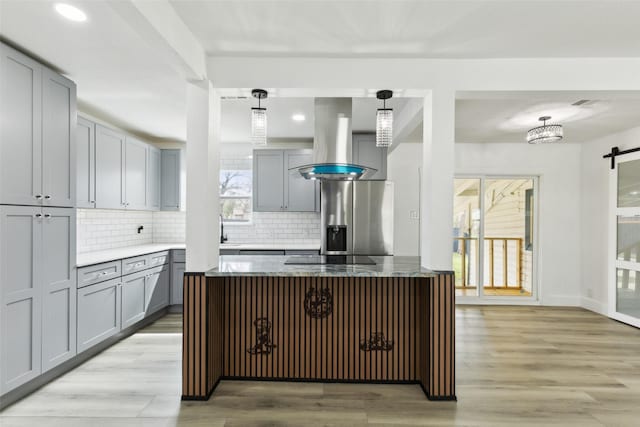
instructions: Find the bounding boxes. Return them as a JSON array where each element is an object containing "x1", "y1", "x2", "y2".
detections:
[
  {"x1": 0, "y1": 0, "x2": 187, "y2": 142},
  {"x1": 455, "y1": 91, "x2": 640, "y2": 143},
  {"x1": 221, "y1": 97, "x2": 408, "y2": 143},
  {"x1": 170, "y1": 0, "x2": 640, "y2": 58}
]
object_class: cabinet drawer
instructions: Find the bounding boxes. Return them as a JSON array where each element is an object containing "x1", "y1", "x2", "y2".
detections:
[
  {"x1": 77, "y1": 260, "x2": 122, "y2": 288},
  {"x1": 122, "y1": 255, "x2": 149, "y2": 275},
  {"x1": 172, "y1": 249, "x2": 185, "y2": 263},
  {"x1": 149, "y1": 251, "x2": 169, "y2": 267}
]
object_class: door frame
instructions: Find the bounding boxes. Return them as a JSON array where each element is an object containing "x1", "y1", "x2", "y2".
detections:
[
  {"x1": 607, "y1": 151, "x2": 640, "y2": 328},
  {"x1": 455, "y1": 174, "x2": 540, "y2": 305}
]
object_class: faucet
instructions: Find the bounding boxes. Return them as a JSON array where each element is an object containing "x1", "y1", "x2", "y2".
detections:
[{"x1": 219, "y1": 214, "x2": 228, "y2": 244}]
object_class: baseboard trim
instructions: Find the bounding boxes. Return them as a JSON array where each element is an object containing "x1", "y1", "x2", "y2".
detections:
[
  {"x1": 0, "y1": 308, "x2": 169, "y2": 411},
  {"x1": 580, "y1": 297, "x2": 607, "y2": 315}
]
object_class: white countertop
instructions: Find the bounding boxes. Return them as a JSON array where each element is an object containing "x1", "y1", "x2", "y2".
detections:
[
  {"x1": 77, "y1": 243, "x2": 186, "y2": 267},
  {"x1": 220, "y1": 242, "x2": 320, "y2": 251}
]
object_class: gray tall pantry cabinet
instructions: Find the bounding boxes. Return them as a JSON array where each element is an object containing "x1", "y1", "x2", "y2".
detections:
[{"x1": 0, "y1": 42, "x2": 77, "y2": 394}]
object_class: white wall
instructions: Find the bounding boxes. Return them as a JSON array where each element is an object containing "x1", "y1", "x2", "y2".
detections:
[
  {"x1": 387, "y1": 143, "x2": 422, "y2": 256},
  {"x1": 456, "y1": 143, "x2": 582, "y2": 306},
  {"x1": 580, "y1": 126, "x2": 640, "y2": 314}
]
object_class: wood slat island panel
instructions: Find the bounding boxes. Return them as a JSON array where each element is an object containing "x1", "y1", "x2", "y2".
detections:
[{"x1": 182, "y1": 271, "x2": 455, "y2": 401}]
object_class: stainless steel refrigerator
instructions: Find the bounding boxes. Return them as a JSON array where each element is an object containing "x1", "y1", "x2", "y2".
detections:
[{"x1": 321, "y1": 180, "x2": 394, "y2": 256}]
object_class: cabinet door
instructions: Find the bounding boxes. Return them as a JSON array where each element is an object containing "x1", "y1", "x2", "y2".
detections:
[
  {"x1": 0, "y1": 44, "x2": 42, "y2": 206},
  {"x1": 161, "y1": 149, "x2": 181, "y2": 211},
  {"x1": 145, "y1": 265, "x2": 170, "y2": 316},
  {"x1": 147, "y1": 146, "x2": 161, "y2": 211},
  {"x1": 121, "y1": 271, "x2": 146, "y2": 328},
  {"x1": 353, "y1": 134, "x2": 387, "y2": 180},
  {"x1": 0, "y1": 206, "x2": 42, "y2": 394},
  {"x1": 253, "y1": 150, "x2": 284, "y2": 211},
  {"x1": 41, "y1": 208, "x2": 76, "y2": 372},
  {"x1": 171, "y1": 262, "x2": 185, "y2": 305},
  {"x1": 76, "y1": 117, "x2": 96, "y2": 208},
  {"x1": 77, "y1": 278, "x2": 121, "y2": 353},
  {"x1": 124, "y1": 137, "x2": 148, "y2": 210},
  {"x1": 42, "y1": 68, "x2": 76, "y2": 208},
  {"x1": 95, "y1": 125, "x2": 125, "y2": 209},
  {"x1": 284, "y1": 150, "x2": 318, "y2": 212}
]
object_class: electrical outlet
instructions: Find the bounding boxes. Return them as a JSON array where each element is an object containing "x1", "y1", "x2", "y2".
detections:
[{"x1": 409, "y1": 210, "x2": 419, "y2": 220}]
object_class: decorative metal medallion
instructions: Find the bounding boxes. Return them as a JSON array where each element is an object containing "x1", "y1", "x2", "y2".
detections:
[
  {"x1": 360, "y1": 332, "x2": 394, "y2": 352},
  {"x1": 303, "y1": 287, "x2": 333, "y2": 319},
  {"x1": 247, "y1": 317, "x2": 277, "y2": 355}
]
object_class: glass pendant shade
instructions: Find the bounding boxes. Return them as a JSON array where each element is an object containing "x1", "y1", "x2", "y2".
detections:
[
  {"x1": 526, "y1": 116, "x2": 563, "y2": 144},
  {"x1": 251, "y1": 107, "x2": 267, "y2": 146},
  {"x1": 376, "y1": 108, "x2": 393, "y2": 147}
]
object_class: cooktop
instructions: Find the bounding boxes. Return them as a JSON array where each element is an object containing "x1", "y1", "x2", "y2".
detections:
[{"x1": 284, "y1": 255, "x2": 376, "y2": 265}]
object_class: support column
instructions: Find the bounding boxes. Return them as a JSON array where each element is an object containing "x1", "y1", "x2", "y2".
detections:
[
  {"x1": 421, "y1": 89, "x2": 456, "y2": 270},
  {"x1": 185, "y1": 81, "x2": 220, "y2": 272}
]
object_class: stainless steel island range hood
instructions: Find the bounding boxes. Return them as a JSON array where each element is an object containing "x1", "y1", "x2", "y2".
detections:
[{"x1": 293, "y1": 98, "x2": 377, "y2": 181}]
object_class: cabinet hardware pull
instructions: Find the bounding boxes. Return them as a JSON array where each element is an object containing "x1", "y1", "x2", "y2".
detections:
[
  {"x1": 34, "y1": 213, "x2": 42, "y2": 218},
  {"x1": 35, "y1": 194, "x2": 42, "y2": 199},
  {"x1": 44, "y1": 214, "x2": 51, "y2": 218},
  {"x1": 44, "y1": 195, "x2": 51, "y2": 199}
]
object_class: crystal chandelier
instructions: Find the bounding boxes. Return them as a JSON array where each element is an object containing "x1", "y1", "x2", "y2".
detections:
[
  {"x1": 251, "y1": 89, "x2": 268, "y2": 146},
  {"x1": 376, "y1": 90, "x2": 393, "y2": 147},
  {"x1": 526, "y1": 116, "x2": 563, "y2": 144}
]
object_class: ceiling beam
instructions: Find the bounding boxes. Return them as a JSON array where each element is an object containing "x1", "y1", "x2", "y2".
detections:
[
  {"x1": 109, "y1": 0, "x2": 207, "y2": 82},
  {"x1": 389, "y1": 98, "x2": 423, "y2": 153}
]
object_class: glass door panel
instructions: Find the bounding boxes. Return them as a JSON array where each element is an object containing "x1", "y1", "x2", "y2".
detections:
[
  {"x1": 482, "y1": 179, "x2": 534, "y2": 297},
  {"x1": 453, "y1": 178, "x2": 480, "y2": 297}
]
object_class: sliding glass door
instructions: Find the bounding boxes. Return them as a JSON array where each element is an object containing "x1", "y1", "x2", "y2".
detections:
[
  {"x1": 454, "y1": 176, "x2": 538, "y2": 302},
  {"x1": 610, "y1": 153, "x2": 640, "y2": 327}
]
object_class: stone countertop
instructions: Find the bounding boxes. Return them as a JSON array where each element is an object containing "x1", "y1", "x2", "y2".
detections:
[
  {"x1": 77, "y1": 243, "x2": 186, "y2": 267},
  {"x1": 220, "y1": 242, "x2": 320, "y2": 250},
  {"x1": 205, "y1": 255, "x2": 441, "y2": 278}
]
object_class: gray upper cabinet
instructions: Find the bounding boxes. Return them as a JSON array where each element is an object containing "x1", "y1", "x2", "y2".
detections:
[
  {"x1": 0, "y1": 45, "x2": 42, "y2": 206},
  {"x1": 161, "y1": 149, "x2": 182, "y2": 211},
  {"x1": 253, "y1": 150, "x2": 285, "y2": 211},
  {"x1": 254, "y1": 149, "x2": 318, "y2": 212},
  {"x1": 41, "y1": 208, "x2": 76, "y2": 372},
  {"x1": 285, "y1": 150, "x2": 318, "y2": 212},
  {"x1": 42, "y1": 68, "x2": 76, "y2": 207},
  {"x1": 76, "y1": 117, "x2": 96, "y2": 208},
  {"x1": 147, "y1": 146, "x2": 161, "y2": 211},
  {"x1": 124, "y1": 137, "x2": 148, "y2": 210},
  {"x1": 95, "y1": 125, "x2": 125, "y2": 209},
  {"x1": 0, "y1": 206, "x2": 42, "y2": 394},
  {"x1": 353, "y1": 133, "x2": 387, "y2": 180}
]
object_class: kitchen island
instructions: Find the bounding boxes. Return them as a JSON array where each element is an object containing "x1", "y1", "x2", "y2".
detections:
[{"x1": 182, "y1": 256, "x2": 455, "y2": 401}]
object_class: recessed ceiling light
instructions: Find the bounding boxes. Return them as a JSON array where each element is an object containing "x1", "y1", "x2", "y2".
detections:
[
  {"x1": 54, "y1": 3, "x2": 87, "y2": 22},
  {"x1": 292, "y1": 114, "x2": 306, "y2": 122}
]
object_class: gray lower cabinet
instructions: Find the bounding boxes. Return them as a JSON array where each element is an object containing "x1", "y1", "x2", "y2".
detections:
[
  {"x1": 145, "y1": 265, "x2": 170, "y2": 316},
  {"x1": 171, "y1": 262, "x2": 185, "y2": 305},
  {"x1": 147, "y1": 146, "x2": 161, "y2": 210},
  {"x1": 121, "y1": 270, "x2": 147, "y2": 329},
  {"x1": 0, "y1": 43, "x2": 76, "y2": 208},
  {"x1": 254, "y1": 149, "x2": 318, "y2": 212},
  {"x1": 41, "y1": 208, "x2": 77, "y2": 372},
  {"x1": 161, "y1": 149, "x2": 182, "y2": 211},
  {"x1": 95, "y1": 125, "x2": 126, "y2": 209},
  {"x1": 352, "y1": 133, "x2": 387, "y2": 180},
  {"x1": 124, "y1": 137, "x2": 148, "y2": 210},
  {"x1": 76, "y1": 117, "x2": 96, "y2": 208},
  {"x1": 77, "y1": 278, "x2": 122, "y2": 353},
  {"x1": 0, "y1": 206, "x2": 42, "y2": 394},
  {"x1": 0, "y1": 206, "x2": 76, "y2": 393}
]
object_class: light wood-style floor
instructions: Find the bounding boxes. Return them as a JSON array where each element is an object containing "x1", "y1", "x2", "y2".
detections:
[{"x1": 1, "y1": 306, "x2": 639, "y2": 426}]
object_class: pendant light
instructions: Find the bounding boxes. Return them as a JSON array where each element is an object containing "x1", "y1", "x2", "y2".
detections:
[
  {"x1": 376, "y1": 90, "x2": 393, "y2": 147},
  {"x1": 251, "y1": 89, "x2": 268, "y2": 146},
  {"x1": 526, "y1": 116, "x2": 563, "y2": 144}
]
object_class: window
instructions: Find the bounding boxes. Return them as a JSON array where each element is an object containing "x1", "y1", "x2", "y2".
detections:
[{"x1": 220, "y1": 170, "x2": 252, "y2": 222}]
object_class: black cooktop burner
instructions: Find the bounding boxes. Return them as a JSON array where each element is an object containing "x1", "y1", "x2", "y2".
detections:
[{"x1": 284, "y1": 255, "x2": 376, "y2": 265}]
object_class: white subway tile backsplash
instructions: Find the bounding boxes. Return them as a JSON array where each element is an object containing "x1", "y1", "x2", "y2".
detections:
[{"x1": 77, "y1": 209, "x2": 153, "y2": 253}]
